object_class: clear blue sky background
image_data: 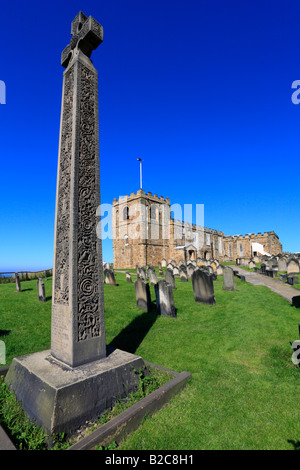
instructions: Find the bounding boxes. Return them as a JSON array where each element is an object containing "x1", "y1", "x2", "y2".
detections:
[{"x1": 1, "y1": 0, "x2": 300, "y2": 271}]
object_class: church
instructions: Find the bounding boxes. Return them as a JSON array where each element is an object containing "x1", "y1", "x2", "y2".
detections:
[{"x1": 112, "y1": 189, "x2": 282, "y2": 269}]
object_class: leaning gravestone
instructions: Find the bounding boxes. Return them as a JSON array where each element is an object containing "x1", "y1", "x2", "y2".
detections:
[
  {"x1": 134, "y1": 277, "x2": 151, "y2": 312},
  {"x1": 5, "y1": 12, "x2": 146, "y2": 437},
  {"x1": 192, "y1": 269, "x2": 216, "y2": 305},
  {"x1": 126, "y1": 272, "x2": 132, "y2": 283},
  {"x1": 165, "y1": 268, "x2": 176, "y2": 289},
  {"x1": 14, "y1": 273, "x2": 21, "y2": 292},
  {"x1": 139, "y1": 267, "x2": 147, "y2": 281},
  {"x1": 37, "y1": 278, "x2": 46, "y2": 302},
  {"x1": 155, "y1": 280, "x2": 176, "y2": 318},
  {"x1": 222, "y1": 266, "x2": 236, "y2": 291},
  {"x1": 148, "y1": 268, "x2": 158, "y2": 286},
  {"x1": 104, "y1": 268, "x2": 116, "y2": 286}
]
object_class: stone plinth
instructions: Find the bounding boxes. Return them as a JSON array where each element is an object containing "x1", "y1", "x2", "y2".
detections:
[{"x1": 5, "y1": 348, "x2": 147, "y2": 435}]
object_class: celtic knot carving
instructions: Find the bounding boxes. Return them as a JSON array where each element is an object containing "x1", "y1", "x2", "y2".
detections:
[
  {"x1": 77, "y1": 63, "x2": 101, "y2": 341},
  {"x1": 54, "y1": 67, "x2": 74, "y2": 305}
]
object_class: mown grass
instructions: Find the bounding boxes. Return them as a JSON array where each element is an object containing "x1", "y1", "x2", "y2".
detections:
[{"x1": 0, "y1": 272, "x2": 300, "y2": 450}]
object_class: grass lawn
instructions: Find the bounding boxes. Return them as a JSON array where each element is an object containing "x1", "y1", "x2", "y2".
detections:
[{"x1": 0, "y1": 272, "x2": 299, "y2": 450}]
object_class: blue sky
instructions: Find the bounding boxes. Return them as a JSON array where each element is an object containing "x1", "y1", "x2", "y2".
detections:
[{"x1": 1, "y1": 0, "x2": 300, "y2": 271}]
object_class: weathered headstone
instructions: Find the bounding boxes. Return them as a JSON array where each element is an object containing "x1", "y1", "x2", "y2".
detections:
[
  {"x1": 248, "y1": 260, "x2": 256, "y2": 270},
  {"x1": 134, "y1": 278, "x2": 151, "y2": 312},
  {"x1": 192, "y1": 269, "x2": 216, "y2": 305},
  {"x1": 261, "y1": 263, "x2": 266, "y2": 274},
  {"x1": 139, "y1": 267, "x2": 147, "y2": 281},
  {"x1": 173, "y1": 266, "x2": 180, "y2": 276},
  {"x1": 179, "y1": 265, "x2": 188, "y2": 282},
  {"x1": 166, "y1": 263, "x2": 174, "y2": 273},
  {"x1": 165, "y1": 268, "x2": 176, "y2": 289},
  {"x1": 279, "y1": 273, "x2": 288, "y2": 282},
  {"x1": 126, "y1": 272, "x2": 132, "y2": 283},
  {"x1": 155, "y1": 280, "x2": 176, "y2": 318},
  {"x1": 216, "y1": 265, "x2": 223, "y2": 276},
  {"x1": 148, "y1": 268, "x2": 158, "y2": 286},
  {"x1": 104, "y1": 268, "x2": 116, "y2": 286},
  {"x1": 187, "y1": 264, "x2": 195, "y2": 279},
  {"x1": 222, "y1": 266, "x2": 236, "y2": 291},
  {"x1": 278, "y1": 258, "x2": 287, "y2": 271},
  {"x1": 37, "y1": 278, "x2": 46, "y2": 302},
  {"x1": 6, "y1": 12, "x2": 146, "y2": 437},
  {"x1": 288, "y1": 276, "x2": 299, "y2": 285},
  {"x1": 161, "y1": 258, "x2": 167, "y2": 267},
  {"x1": 287, "y1": 258, "x2": 300, "y2": 274},
  {"x1": 14, "y1": 273, "x2": 21, "y2": 292}
]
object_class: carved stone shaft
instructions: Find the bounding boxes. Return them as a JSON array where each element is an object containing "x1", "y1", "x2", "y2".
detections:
[{"x1": 51, "y1": 40, "x2": 105, "y2": 367}]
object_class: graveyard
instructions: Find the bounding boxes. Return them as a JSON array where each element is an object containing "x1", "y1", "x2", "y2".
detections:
[
  {"x1": 1, "y1": 3, "x2": 300, "y2": 455},
  {"x1": 1, "y1": 262, "x2": 300, "y2": 450}
]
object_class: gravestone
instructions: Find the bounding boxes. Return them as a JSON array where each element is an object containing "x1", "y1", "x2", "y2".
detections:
[
  {"x1": 155, "y1": 280, "x2": 176, "y2": 318},
  {"x1": 179, "y1": 265, "x2": 188, "y2": 282},
  {"x1": 165, "y1": 268, "x2": 176, "y2": 289},
  {"x1": 278, "y1": 258, "x2": 287, "y2": 271},
  {"x1": 37, "y1": 278, "x2": 46, "y2": 302},
  {"x1": 192, "y1": 269, "x2": 216, "y2": 305},
  {"x1": 6, "y1": 12, "x2": 146, "y2": 437},
  {"x1": 166, "y1": 263, "x2": 174, "y2": 272},
  {"x1": 288, "y1": 276, "x2": 299, "y2": 285},
  {"x1": 248, "y1": 260, "x2": 256, "y2": 270},
  {"x1": 261, "y1": 263, "x2": 266, "y2": 274},
  {"x1": 292, "y1": 296, "x2": 300, "y2": 308},
  {"x1": 148, "y1": 268, "x2": 158, "y2": 286},
  {"x1": 158, "y1": 268, "x2": 163, "y2": 276},
  {"x1": 139, "y1": 267, "x2": 147, "y2": 281},
  {"x1": 14, "y1": 273, "x2": 21, "y2": 292},
  {"x1": 126, "y1": 272, "x2": 132, "y2": 283},
  {"x1": 161, "y1": 258, "x2": 167, "y2": 267},
  {"x1": 216, "y1": 265, "x2": 224, "y2": 276},
  {"x1": 187, "y1": 264, "x2": 195, "y2": 279},
  {"x1": 134, "y1": 278, "x2": 151, "y2": 312},
  {"x1": 287, "y1": 258, "x2": 300, "y2": 274},
  {"x1": 104, "y1": 268, "x2": 116, "y2": 286},
  {"x1": 279, "y1": 274, "x2": 288, "y2": 282},
  {"x1": 222, "y1": 266, "x2": 236, "y2": 291},
  {"x1": 173, "y1": 266, "x2": 180, "y2": 276}
]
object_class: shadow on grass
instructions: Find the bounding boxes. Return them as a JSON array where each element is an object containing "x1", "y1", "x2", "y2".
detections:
[
  {"x1": 0, "y1": 330, "x2": 10, "y2": 338},
  {"x1": 109, "y1": 302, "x2": 159, "y2": 354},
  {"x1": 287, "y1": 439, "x2": 300, "y2": 450}
]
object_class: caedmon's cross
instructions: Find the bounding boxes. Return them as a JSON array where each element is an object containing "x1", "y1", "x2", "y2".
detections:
[{"x1": 61, "y1": 11, "x2": 103, "y2": 68}]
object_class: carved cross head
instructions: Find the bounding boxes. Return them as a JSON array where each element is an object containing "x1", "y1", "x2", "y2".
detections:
[{"x1": 61, "y1": 11, "x2": 103, "y2": 68}]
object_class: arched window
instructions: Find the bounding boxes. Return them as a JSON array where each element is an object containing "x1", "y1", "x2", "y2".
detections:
[
  {"x1": 150, "y1": 205, "x2": 159, "y2": 221},
  {"x1": 123, "y1": 206, "x2": 129, "y2": 221}
]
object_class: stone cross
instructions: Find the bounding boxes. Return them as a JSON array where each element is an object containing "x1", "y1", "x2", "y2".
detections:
[
  {"x1": 61, "y1": 12, "x2": 103, "y2": 68},
  {"x1": 51, "y1": 11, "x2": 106, "y2": 367}
]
